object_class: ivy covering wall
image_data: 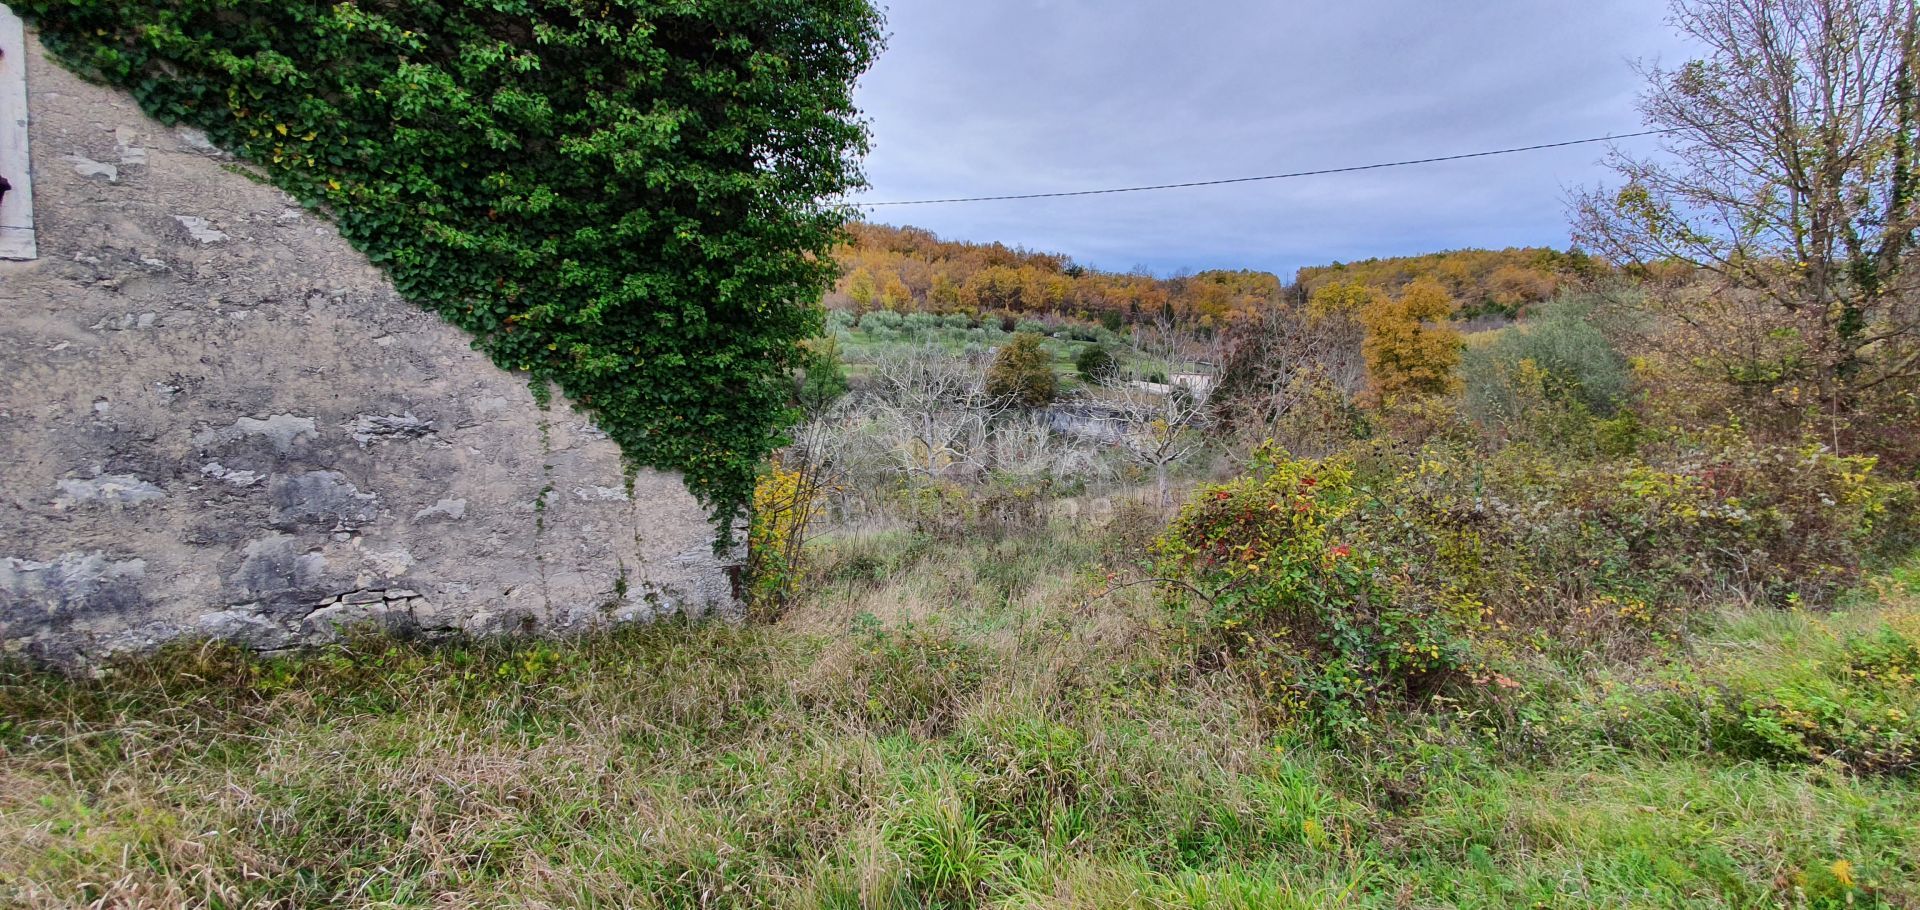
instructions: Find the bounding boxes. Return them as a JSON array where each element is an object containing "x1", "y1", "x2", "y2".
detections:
[{"x1": 20, "y1": 0, "x2": 884, "y2": 535}]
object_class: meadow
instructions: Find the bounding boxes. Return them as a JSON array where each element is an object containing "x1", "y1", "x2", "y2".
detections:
[{"x1": 4, "y1": 502, "x2": 1916, "y2": 908}]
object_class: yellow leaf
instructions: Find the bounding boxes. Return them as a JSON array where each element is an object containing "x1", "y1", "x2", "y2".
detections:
[{"x1": 1830, "y1": 859, "x2": 1854, "y2": 889}]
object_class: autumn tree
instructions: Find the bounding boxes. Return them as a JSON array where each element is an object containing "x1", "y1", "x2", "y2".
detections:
[
  {"x1": 986, "y1": 333, "x2": 1059, "y2": 407},
  {"x1": 1573, "y1": 0, "x2": 1920, "y2": 449},
  {"x1": 1360, "y1": 279, "x2": 1463, "y2": 401},
  {"x1": 846, "y1": 268, "x2": 878, "y2": 312},
  {"x1": 880, "y1": 273, "x2": 912, "y2": 311},
  {"x1": 1307, "y1": 280, "x2": 1380, "y2": 319}
]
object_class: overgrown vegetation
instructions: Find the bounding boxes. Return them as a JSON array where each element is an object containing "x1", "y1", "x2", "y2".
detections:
[
  {"x1": 20, "y1": 0, "x2": 884, "y2": 530},
  {"x1": 1157, "y1": 435, "x2": 1911, "y2": 738},
  {"x1": 4, "y1": 524, "x2": 1917, "y2": 907},
  {"x1": 8, "y1": 0, "x2": 1920, "y2": 904}
]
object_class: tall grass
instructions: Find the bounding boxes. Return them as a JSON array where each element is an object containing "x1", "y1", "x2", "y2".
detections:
[{"x1": 3, "y1": 510, "x2": 1917, "y2": 908}]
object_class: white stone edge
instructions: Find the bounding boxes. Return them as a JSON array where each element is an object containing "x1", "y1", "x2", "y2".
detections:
[{"x1": 0, "y1": 4, "x2": 37, "y2": 261}]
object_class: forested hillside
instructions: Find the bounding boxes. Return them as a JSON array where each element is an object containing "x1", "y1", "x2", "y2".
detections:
[
  {"x1": 831, "y1": 223, "x2": 1595, "y2": 327},
  {"x1": 1296, "y1": 247, "x2": 1602, "y2": 318},
  {"x1": 829, "y1": 223, "x2": 1283, "y2": 327}
]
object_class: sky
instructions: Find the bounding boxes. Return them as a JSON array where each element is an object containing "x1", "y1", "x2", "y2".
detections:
[{"x1": 845, "y1": 0, "x2": 1701, "y2": 278}]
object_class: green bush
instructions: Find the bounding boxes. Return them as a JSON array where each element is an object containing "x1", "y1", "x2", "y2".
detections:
[
  {"x1": 1156, "y1": 438, "x2": 1912, "y2": 733},
  {"x1": 1075, "y1": 344, "x2": 1118, "y2": 384},
  {"x1": 21, "y1": 0, "x2": 884, "y2": 531},
  {"x1": 1154, "y1": 449, "x2": 1477, "y2": 734},
  {"x1": 986, "y1": 333, "x2": 1058, "y2": 408},
  {"x1": 1462, "y1": 298, "x2": 1632, "y2": 445}
]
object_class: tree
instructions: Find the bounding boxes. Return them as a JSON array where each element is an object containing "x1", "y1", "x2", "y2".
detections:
[
  {"x1": 880, "y1": 273, "x2": 913, "y2": 311},
  {"x1": 1210, "y1": 302, "x2": 1368, "y2": 452},
  {"x1": 987, "y1": 333, "x2": 1059, "y2": 407},
  {"x1": 868, "y1": 345, "x2": 1009, "y2": 480},
  {"x1": 1307, "y1": 280, "x2": 1380, "y2": 319},
  {"x1": 797, "y1": 334, "x2": 849, "y2": 417},
  {"x1": 846, "y1": 268, "x2": 879, "y2": 312},
  {"x1": 1076, "y1": 344, "x2": 1119, "y2": 384},
  {"x1": 1104, "y1": 384, "x2": 1209, "y2": 505},
  {"x1": 1573, "y1": 0, "x2": 1920, "y2": 444},
  {"x1": 1360, "y1": 279, "x2": 1463, "y2": 401}
]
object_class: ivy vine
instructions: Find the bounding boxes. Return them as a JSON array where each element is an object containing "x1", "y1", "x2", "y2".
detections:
[{"x1": 21, "y1": 0, "x2": 884, "y2": 539}]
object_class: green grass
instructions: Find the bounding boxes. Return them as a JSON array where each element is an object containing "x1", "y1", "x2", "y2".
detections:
[
  {"x1": 828, "y1": 319, "x2": 1175, "y2": 390},
  {"x1": 3, "y1": 519, "x2": 1916, "y2": 908}
]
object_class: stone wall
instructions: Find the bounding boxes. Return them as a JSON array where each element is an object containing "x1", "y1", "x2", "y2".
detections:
[{"x1": 0, "y1": 28, "x2": 741, "y2": 665}]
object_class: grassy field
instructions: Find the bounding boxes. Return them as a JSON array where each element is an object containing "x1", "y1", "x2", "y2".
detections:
[
  {"x1": 826, "y1": 310, "x2": 1182, "y2": 387},
  {"x1": 3, "y1": 516, "x2": 1917, "y2": 908}
]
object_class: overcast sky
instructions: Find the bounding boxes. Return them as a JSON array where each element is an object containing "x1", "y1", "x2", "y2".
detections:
[{"x1": 845, "y1": 0, "x2": 1700, "y2": 277}]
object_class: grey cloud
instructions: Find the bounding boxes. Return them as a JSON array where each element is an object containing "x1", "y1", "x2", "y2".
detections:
[{"x1": 851, "y1": 0, "x2": 1698, "y2": 276}]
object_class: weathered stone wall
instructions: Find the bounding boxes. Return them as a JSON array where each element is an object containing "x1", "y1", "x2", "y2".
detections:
[{"x1": 0, "y1": 29, "x2": 740, "y2": 665}]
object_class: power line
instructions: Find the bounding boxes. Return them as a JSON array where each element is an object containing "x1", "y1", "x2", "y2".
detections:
[{"x1": 856, "y1": 126, "x2": 1682, "y2": 207}]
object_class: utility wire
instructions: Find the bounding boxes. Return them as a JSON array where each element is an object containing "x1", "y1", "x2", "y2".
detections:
[{"x1": 857, "y1": 126, "x2": 1684, "y2": 207}]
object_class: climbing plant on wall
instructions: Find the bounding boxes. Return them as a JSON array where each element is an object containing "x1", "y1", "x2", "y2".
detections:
[{"x1": 21, "y1": 0, "x2": 884, "y2": 538}]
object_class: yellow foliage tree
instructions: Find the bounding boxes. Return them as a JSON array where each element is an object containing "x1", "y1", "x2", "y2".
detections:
[
  {"x1": 845, "y1": 267, "x2": 877, "y2": 311},
  {"x1": 880, "y1": 273, "x2": 912, "y2": 310},
  {"x1": 1307, "y1": 280, "x2": 1380, "y2": 319},
  {"x1": 1360, "y1": 279, "x2": 1462, "y2": 401}
]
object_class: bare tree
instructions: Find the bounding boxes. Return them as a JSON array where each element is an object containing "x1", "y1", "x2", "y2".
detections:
[
  {"x1": 865, "y1": 344, "x2": 1014, "y2": 481},
  {"x1": 1102, "y1": 383, "x2": 1210, "y2": 505},
  {"x1": 1209, "y1": 303, "x2": 1368, "y2": 454},
  {"x1": 1573, "y1": 0, "x2": 1920, "y2": 429},
  {"x1": 987, "y1": 412, "x2": 1105, "y2": 485}
]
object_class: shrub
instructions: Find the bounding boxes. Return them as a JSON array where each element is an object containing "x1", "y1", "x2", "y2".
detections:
[
  {"x1": 1155, "y1": 438, "x2": 1914, "y2": 732},
  {"x1": 1462, "y1": 298, "x2": 1631, "y2": 443},
  {"x1": 986, "y1": 333, "x2": 1058, "y2": 408},
  {"x1": 746, "y1": 457, "x2": 828, "y2": 617},
  {"x1": 1075, "y1": 345, "x2": 1119, "y2": 384},
  {"x1": 1154, "y1": 449, "x2": 1478, "y2": 734}
]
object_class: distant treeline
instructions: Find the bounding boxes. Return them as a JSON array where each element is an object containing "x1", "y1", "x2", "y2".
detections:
[
  {"x1": 831, "y1": 223, "x2": 1597, "y2": 327},
  {"x1": 1297, "y1": 248, "x2": 1606, "y2": 319}
]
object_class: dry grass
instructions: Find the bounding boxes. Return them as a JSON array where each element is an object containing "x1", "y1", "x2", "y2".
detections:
[{"x1": 2, "y1": 509, "x2": 1917, "y2": 908}]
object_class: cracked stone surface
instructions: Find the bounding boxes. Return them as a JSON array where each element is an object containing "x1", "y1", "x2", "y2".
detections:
[
  {"x1": 54, "y1": 474, "x2": 166, "y2": 508},
  {"x1": 0, "y1": 28, "x2": 740, "y2": 666},
  {"x1": 172, "y1": 215, "x2": 229, "y2": 245}
]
